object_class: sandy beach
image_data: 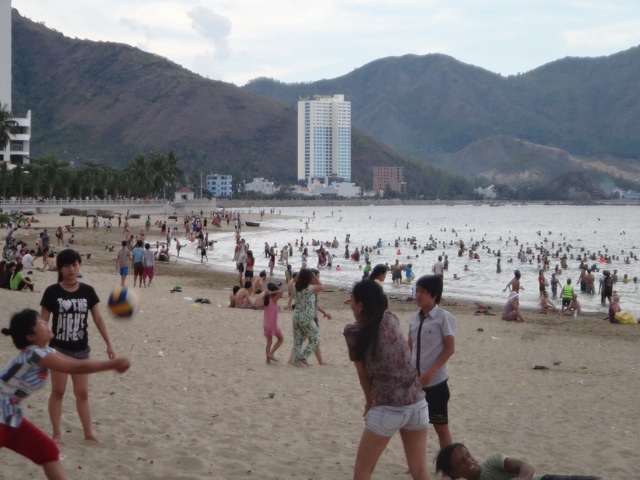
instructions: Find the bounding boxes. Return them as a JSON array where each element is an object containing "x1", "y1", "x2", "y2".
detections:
[{"x1": 1, "y1": 212, "x2": 638, "y2": 479}]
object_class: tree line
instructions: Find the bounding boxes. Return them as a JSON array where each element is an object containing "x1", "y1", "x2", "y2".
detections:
[{"x1": 0, "y1": 152, "x2": 183, "y2": 201}]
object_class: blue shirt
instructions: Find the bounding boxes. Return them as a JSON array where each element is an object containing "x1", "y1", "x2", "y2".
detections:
[{"x1": 132, "y1": 247, "x2": 145, "y2": 263}]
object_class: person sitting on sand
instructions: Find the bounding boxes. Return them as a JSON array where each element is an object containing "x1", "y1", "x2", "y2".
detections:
[
  {"x1": 10, "y1": 262, "x2": 35, "y2": 292},
  {"x1": 570, "y1": 294, "x2": 582, "y2": 316},
  {"x1": 228, "y1": 286, "x2": 241, "y2": 307},
  {"x1": 607, "y1": 293, "x2": 621, "y2": 324},
  {"x1": 502, "y1": 291, "x2": 525, "y2": 322},
  {"x1": 539, "y1": 291, "x2": 557, "y2": 313},
  {"x1": 234, "y1": 281, "x2": 255, "y2": 309},
  {"x1": 253, "y1": 270, "x2": 267, "y2": 295},
  {"x1": 158, "y1": 247, "x2": 170, "y2": 262},
  {"x1": 37, "y1": 253, "x2": 57, "y2": 272},
  {"x1": 435, "y1": 443, "x2": 601, "y2": 480}
]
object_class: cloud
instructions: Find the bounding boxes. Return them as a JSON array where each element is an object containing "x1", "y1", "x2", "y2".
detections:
[
  {"x1": 14, "y1": 0, "x2": 640, "y2": 85},
  {"x1": 187, "y1": 6, "x2": 232, "y2": 61},
  {"x1": 563, "y1": 21, "x2": 640, "y2": 49},
  {"x1": 119, "y1": 17, "x2": 154, "y2": 51}
]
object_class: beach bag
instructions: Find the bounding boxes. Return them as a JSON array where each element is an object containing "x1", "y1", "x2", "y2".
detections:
[{"x1": 615, "y1": 311, "x2": 637, "y2": 325}]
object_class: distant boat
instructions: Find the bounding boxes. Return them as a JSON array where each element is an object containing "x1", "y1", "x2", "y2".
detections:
[{"x1": 244, "y1": 221, "x2": 260, "y2": 227}]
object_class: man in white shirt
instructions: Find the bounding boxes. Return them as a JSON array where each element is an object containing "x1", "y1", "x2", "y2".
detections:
[{"x1": 21, "y1": 249, "x2": 35, "y2": 269}]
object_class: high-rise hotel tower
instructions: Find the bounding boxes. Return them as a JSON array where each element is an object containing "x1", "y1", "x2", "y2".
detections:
[
  {"x1": 297, "y1": 94, "x2": 351, "y2": 183},
  {"x1": 1, "y1": 0, "x2": 31, "y2": 165}
]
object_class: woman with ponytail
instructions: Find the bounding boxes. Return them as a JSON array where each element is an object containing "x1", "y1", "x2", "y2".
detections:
[{"x1": 343, "y1": 279, "x2": 431, "y2": 480}]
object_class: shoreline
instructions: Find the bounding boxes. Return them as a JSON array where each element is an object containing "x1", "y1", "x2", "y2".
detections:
[
  {"x1": 2, "y1": 197, "x2": 639, "y2": 216},
  {"x1": 4, "y1": 210, "x2": 616, "y2": 321}
]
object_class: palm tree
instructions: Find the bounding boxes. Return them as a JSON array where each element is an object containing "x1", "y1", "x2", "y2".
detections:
[
  {"x1": 58, "y1": 165, "x2": 75, "y2": 199},
  {"x1": 0, "y1": 161, "x2": 8, "y2": 198},
  {"x1": 99, "y1": 165, "x2": 119, "y2": 198},
  {"x1": 0, "y1": 104, "x2": 20, "y2": 152},
  {"x1": 115, "y1": 169, "x2": 136, "y2": 198},
  {"x1": 148, "y1": 153, "x2": 168, "y2": 198},
  {"x1": 124, "y1": 151, "x2": 183, "y2": 198},
  {"x1": 35, "y1": 157, "x2": 68, "y2": 198},
  {"x1": 29, "y1": 164, "x2": 44, "y2": 199},
  {"x1": 12, "y1": 163, "x2": 24, "y2": 200},
  {"x1": 78, "y1": 162, "x2": 102, "y2": 199},
  {"x1": 165, "y1": 150, "x2": 183, "y2": 191},
  {"x1": 126, "y1": 154, "x2": 152, "y2": 197}
]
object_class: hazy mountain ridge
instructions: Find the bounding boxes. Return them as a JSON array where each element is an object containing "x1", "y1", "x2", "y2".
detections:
[
  {"x1": 10, "y1": 9, "x2": 466, "y2": 195},
  {"x1": 244, "y1": 48, "x2": 640, "y2": 184},
  {"x1": 9, "y1": 8, "x2": 639, "y2": 200}
]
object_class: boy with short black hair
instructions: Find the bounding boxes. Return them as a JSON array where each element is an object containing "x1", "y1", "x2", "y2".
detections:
[{"x1": 408, "y1": 274, "x2": 456, "y2": 450}]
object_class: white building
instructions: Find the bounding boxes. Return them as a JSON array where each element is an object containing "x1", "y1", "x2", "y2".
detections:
[
  {"x1": 0, "y1": 0, "x2": 10, "y2": 111},
  {"x1": 474, "y1": 185, "x2": 497, "y2": 199},
  {"x1": 0, "y1": 0, "x2": 31, "y2": 166},
  {"x1": 297, "y1": 94, "x2": 351, "y2": 183},
  {"x1": 206, "y1": 174, "x2": 233, "y2": 197},
  {"x1": 299, "y1": 177, "x2": 361, "y2": 198},
  {"x1": 317, "y1": 182, "x2": 361, "y2": 198},
  {"x1": 174, "y1": 187, "x2": 195, "y2": 203},
  {"x1": 244, "y1": 177, "x2": 276, "y2": 195}
]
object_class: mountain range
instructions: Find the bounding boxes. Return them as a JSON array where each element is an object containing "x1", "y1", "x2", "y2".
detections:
[
  {"x1": 10, "y1": 9, "x2": 467, "y2": 197},
  {"x1": 9, "y1": 8, "x2": 640, "y2": 198},
  {"x1": 245, "y1": 50, "x2": 640, "y2": 187}
]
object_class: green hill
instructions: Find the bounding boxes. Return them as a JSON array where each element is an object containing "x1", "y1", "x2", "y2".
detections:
[
  {"x1": 8, "y1": 9, "x2": 469, "y2": 197},
  {"x1": 244, "y1": 49, "x2": 640, "y2": 180}
]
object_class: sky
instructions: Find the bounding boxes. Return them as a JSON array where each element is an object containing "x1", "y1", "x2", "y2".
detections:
[{"x1": 12, "y1": 0, "x2": 640, "y2": 86}]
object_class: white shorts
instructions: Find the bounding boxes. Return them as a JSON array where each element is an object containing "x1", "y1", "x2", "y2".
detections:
[{"x1": 365, "y1": 399, "x2": 428, "y2": 437}]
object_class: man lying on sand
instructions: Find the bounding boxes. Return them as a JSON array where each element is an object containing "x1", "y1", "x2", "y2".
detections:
[{"x1": 435, "y1": 443, "x2": 601, "y2": 480}]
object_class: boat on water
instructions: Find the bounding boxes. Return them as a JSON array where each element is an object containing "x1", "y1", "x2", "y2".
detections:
[{"x1": 244, "y1": 221, "x2": 260, "y2": 227}]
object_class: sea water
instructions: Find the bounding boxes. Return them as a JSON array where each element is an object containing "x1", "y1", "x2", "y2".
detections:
[{"x1": 177, "y1": 204, "x2": 640, "y2": 314}]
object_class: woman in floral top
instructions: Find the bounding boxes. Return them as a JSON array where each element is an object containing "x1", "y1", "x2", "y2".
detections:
[
  {"x1": 291, "y1": 268, "x2": 323, "y2": 366},
  {"x1": 344, "y1": 279, "x2": 431, "y2": 479}
]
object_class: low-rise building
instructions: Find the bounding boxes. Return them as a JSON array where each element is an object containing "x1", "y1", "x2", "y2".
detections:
[
  {"x1": 474, "y1": 185, "x2": 497, "y2": 199},
  {"x1": 373, "y1": 167, "x2": 405, "y2": 194},
  {"x1": 206, "y1": 174, "x2": 233, "y2": 197},
  {"x1": 300, "y1": 177, "x2": 362, "y2": 198},
  {"x1": 175, "y1": 187, "x2": 195, "y2": 202},
  {"x1": 244, "y1": 177, "x2": 275, "y2": 195}
]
